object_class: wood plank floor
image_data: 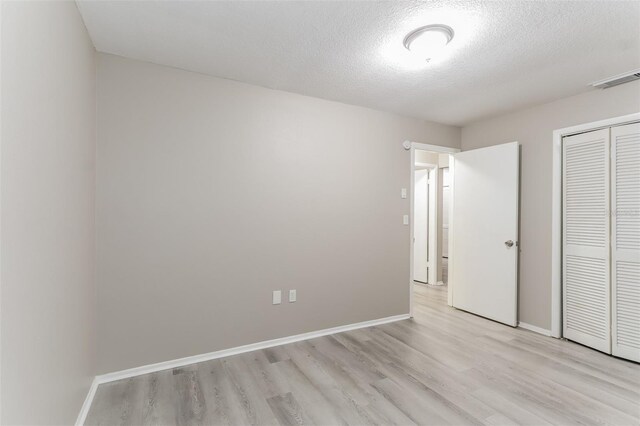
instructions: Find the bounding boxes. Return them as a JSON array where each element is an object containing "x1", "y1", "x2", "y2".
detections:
[{"x1": 86, "y1": 284, "x2": 640, "y2": 425}]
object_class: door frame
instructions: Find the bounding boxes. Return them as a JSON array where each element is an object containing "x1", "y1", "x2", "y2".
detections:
[
  {"x1": 551, "y1": 112, "x2": 640, "y2": 338},
  {"x1": 0, "y1": 3, "x2": 4, "y2": 417},
  {"x1": 407, "y1": 141, "x2": 460, "y2": 317}
]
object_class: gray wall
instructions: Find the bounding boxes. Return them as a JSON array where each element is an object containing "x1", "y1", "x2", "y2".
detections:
[
  {"x1": 461, "y1": 81, "x2": 640, "y2": 330},
  {"x1": 1, "y1": 1, "x2": 96, "y2": 424},
  {"x1": 96, "y1": 54, "x2": 460, "y2": 374}
]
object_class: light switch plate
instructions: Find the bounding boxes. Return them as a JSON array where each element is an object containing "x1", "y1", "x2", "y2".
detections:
[
  {"x1": 401, "y1": 188, "x2": 407, "y2": 199},
  {"x1": 272, "y1": 290, "x2": 281, "y2": 305},
  {"x1": 289, "y1": 289, "x2": 297, "y2": 302},
  {"x1": 403, "y1": 215, "x2": 409, "y2": 225}
]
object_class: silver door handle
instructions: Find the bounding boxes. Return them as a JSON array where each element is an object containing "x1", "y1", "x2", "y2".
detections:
[{"x1": 505, "y1": 240, "x2": 514, "y2": 248}]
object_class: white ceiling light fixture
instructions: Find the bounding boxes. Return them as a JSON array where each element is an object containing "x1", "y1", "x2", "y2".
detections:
[{"x1": 403, "y1": 24, "x2": 454, "y2": 62}]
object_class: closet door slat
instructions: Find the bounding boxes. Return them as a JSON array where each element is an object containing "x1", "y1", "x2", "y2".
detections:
[
  {"x1": 563, "y1": 128, "x2": 611, "y2": 354},
  {"x1": 612, "y1": 122, "x2": 640, "y2": 362}
]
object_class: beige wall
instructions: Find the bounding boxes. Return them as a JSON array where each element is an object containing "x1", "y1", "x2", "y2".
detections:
[
  {"x1": 1, "y1": 1, "x2": 96, "y2": 424},
  {"x1": 461, "y1": 81, "x2": 640, "y2": 330},
  {"x1": 96, "y1": 54, "x2": 460, "y2": 373}
]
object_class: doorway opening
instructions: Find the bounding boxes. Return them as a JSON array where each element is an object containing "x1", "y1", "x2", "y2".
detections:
[
  {"x1": 408, "y1": 142, "x2": 459, "y2": 317},
  {"x1": 412, "y1": 151, "x2": 450, "y2": 286},
  {"x1": 408, "y1": 141, "x2": 520, "y2": 327}
]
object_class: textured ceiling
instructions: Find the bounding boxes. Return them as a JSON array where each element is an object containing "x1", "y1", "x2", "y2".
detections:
[{"x1": 76, "y1": 0, "x2": 640, "y2": 126}]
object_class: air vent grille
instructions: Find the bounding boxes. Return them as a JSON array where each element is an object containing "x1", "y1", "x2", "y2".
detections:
[{"x1": 591, "y1": 70, "x2": 640, "y2": 89}]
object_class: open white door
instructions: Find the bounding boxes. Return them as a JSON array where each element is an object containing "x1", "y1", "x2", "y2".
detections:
[
  {"x1": 451, "y1": 142, "x2": 519, "y2": 326},
  {"x1": 413, "y1": 169, "x2": 429, "y2": 283}
]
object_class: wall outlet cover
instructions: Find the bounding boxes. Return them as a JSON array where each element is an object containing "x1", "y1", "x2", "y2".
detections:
[{"x1": 272, "y1": 290, "x2": 282, "y2": 305}]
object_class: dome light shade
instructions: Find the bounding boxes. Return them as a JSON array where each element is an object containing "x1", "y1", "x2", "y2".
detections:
[{"x1": 404, "y1": 25, "x2": 454, "y2": 61}]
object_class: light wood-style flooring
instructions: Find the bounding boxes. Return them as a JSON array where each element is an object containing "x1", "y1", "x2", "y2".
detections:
[{"x1": 86, "y1": 284, "x2": 640, "y2": 425}]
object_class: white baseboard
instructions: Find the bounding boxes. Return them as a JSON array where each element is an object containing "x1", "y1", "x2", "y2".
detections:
[
  {"x1": 76, "y1": 312, "x2": 410, "y2": 424},
  {"x1": 75, "y1": 377, "x2": 99, "y2": 426},
  {"x1": 518, "y1": 321, "x2": 552, "y2": 337}
]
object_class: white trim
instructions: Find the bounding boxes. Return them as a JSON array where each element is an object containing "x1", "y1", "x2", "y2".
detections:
[
  {"x1": 414, "y1": 161, "x2": 437, "y2": 170},
  {"x1": 406, "y1": 141, "x2": 460, "y2": 154},
  {"x1": 551, "y1": 113, "x2": 640, "y2": 339},
  {"x1": 447, "y1": 154, "x2": 455, "y2": 307},
  {"x1": 551, "y1": 131, "x2": 562, "y2": 338},
  {"x1": 407, "y1": 141, "x2": 460, "y2": 317},
  {"x1": 410, "y1": 146, "x2": 416, "y2": 317},
  {"x1": 0, "y1": 1, "x2": 3, "y2": 420},
  {"x1": 93, "y1": 314, "x2": 409, "y2": 386},
  {"x1": 518, "y1": 322, "x2": 552, "y2": 337},
  {"x1": 75, "y1": 378, "x2": 99, "y2": 426}
]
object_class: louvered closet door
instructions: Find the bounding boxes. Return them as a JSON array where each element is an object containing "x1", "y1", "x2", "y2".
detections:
[
  {"x1": 611, "y1": 123, "x2": 640, "y2": 362},
  {"x1": 563, "y1": 128, "x2": 611, "y2": 353}
]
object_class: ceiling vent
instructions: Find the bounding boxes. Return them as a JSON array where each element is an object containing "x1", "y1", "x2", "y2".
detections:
[{"x1": 590, "y1": 69, "x2": 640, "y2": 89}]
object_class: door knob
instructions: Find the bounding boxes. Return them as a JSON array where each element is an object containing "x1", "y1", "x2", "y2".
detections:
[{"x1": 505, "y1": 240, "x2": 515, "y2": 248}]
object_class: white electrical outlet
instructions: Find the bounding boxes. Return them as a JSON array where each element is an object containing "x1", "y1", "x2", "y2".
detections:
[
  {"x1": 403, "y1": 215, "x2": 409, "y2": 225},
  {"x1": 272, "y1": 290, "x2": 281, "y2": 305},
  {"x1": 401, "y1": 188, "x2": 407, "y2": 199},
  {"x1": 289, "y1": 289, "x2": 297, "y2": 303}
]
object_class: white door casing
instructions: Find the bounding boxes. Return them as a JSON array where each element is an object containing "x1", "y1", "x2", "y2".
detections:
[
  {"x1": 611, "y1": 123, "x2": 640, "y2": 362},
  {"x1": 451, "y1": 142, "x2": 520, "y2": 326},
  {"x1": 407, "y1": 142, "x2": 461, "y2": 314},
  {"x1": 562, "y1": 128, "x2": 611, "y2": 354}
]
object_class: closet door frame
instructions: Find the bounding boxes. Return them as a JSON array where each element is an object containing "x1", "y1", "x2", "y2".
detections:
[{"x1": 552, "y1": 113, "x2": 640, "y2": 339}]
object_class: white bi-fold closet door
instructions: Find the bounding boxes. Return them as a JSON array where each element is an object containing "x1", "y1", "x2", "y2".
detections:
[
  {"x1": 563, "y1": 128, "x2": 611, "y2": 353},
  {"x1": 563, "y1": 122, "x2": 640, "y2": 362},
  {"x1": 611, "y1": 123, "x2": 640, "y2": 361}
]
